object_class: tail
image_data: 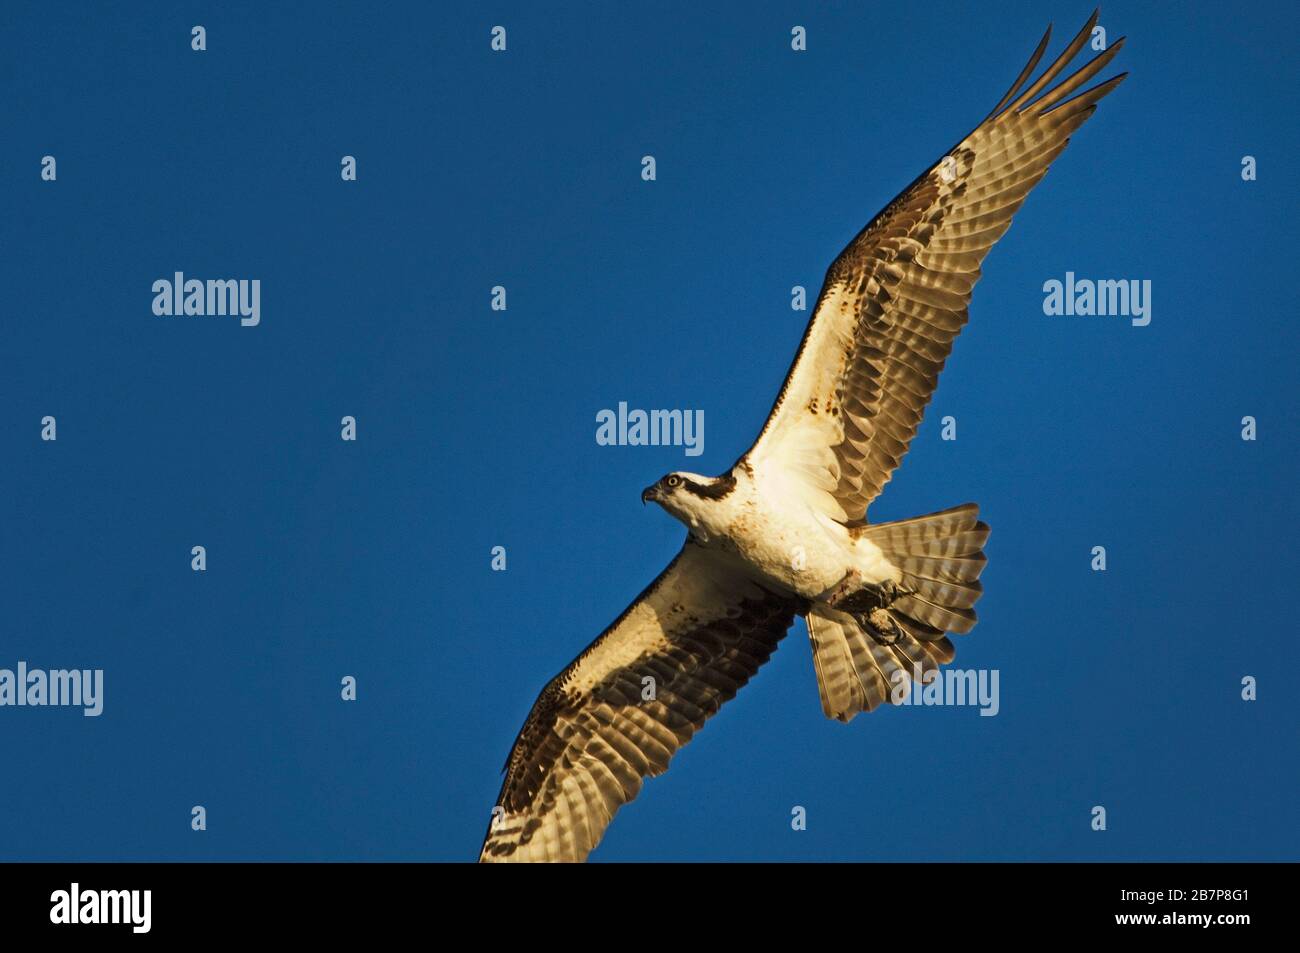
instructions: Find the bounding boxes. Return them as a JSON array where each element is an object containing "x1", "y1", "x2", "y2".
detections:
[{"x1": 806, "y1": 503, "x2": 990, "y2": 722}]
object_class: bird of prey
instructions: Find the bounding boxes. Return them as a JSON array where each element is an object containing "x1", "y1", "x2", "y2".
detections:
[{"x1": 481, "y1": 11, "x2": 1125, "y2": 862}]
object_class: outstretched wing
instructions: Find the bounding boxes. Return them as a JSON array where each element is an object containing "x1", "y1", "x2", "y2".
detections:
[
  {"x1": 480, "y1": 544, "x2": 803, "y2": 862},
  {"x1": 746, "y1": 12, "x2": 1126, "y2": 523}
]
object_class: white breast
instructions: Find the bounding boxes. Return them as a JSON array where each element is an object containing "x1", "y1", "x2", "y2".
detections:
[{"x1": 714, "y1": 467, "x2": 855, "y2": 598}]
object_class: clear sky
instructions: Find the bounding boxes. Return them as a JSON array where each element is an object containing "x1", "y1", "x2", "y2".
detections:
[{"x1": 2, "y1": 1, "x2": 1296, "y2": 861}]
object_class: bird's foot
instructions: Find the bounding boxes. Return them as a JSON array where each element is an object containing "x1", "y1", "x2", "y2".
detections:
[
  {"x1": 877, "y1": 579, "x2": 902, "y2": 603},
  {"x1": 861, "y1": 607, "x2": 905, "y2": 645},
  {"x1": 825, "y1": 576, "x2": 906, "y2": 615}
]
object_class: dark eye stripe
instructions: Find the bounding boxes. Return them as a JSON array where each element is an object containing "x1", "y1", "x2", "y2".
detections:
[{"x1": 681, "y1": 472, "x2": 737, "y2": 500}]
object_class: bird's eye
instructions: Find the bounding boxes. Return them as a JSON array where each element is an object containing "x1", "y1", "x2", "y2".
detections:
[{"x1": 666, "y1": 475, "x2": 681, "y2": 488}]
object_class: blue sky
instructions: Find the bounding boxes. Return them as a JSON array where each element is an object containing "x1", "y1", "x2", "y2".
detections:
[{"x1": 2, "y1": 1, "x2": 1296, "y2": 861}]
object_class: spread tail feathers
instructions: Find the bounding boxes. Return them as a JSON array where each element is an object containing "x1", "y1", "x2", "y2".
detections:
[{"x1": 807, "y1": 503, "x2": 990, "y2": 722}]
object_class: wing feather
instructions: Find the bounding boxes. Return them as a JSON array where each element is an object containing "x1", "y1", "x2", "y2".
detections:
[
  {"x1": 479, "y1": 544, "x2": 802, "y2": 862},
  {"x1": 745, "y1": 12, "x2": 1126, "y2": 522}
]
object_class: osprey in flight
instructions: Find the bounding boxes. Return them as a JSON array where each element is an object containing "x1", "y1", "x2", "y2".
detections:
[{"x1": 481, "y1": 12, "x2": 1125, "y2": 862}]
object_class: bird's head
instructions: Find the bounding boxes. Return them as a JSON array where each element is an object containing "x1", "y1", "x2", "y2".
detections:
[
  {"x1": 641, "y1": 470, "x2": 737, "y2": 532},
  {"x1": 641, "y1": 471, "x2": 688, "y2": 511}
]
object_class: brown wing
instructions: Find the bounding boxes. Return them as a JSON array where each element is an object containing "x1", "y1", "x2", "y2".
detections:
[
  {"x1": 747, "y1": 12, "x2": 1126, "y2": 522},
  {"x1": 479, "y1": 544, "x2": 803, "y2": 862}
]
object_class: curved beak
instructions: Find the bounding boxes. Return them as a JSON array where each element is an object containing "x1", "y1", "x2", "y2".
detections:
[{"x1": 641, "y1": 484, "x2": 659, "y2": 506}]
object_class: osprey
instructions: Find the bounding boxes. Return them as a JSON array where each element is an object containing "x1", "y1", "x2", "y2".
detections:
[{"x1": 481, "y1": 11, "x2": 1125, "y2": 862}]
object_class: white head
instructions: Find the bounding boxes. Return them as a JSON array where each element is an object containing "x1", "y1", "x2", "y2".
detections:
[{"x1": 641, "y1": 470, "x2": 739, "y2": 537}]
